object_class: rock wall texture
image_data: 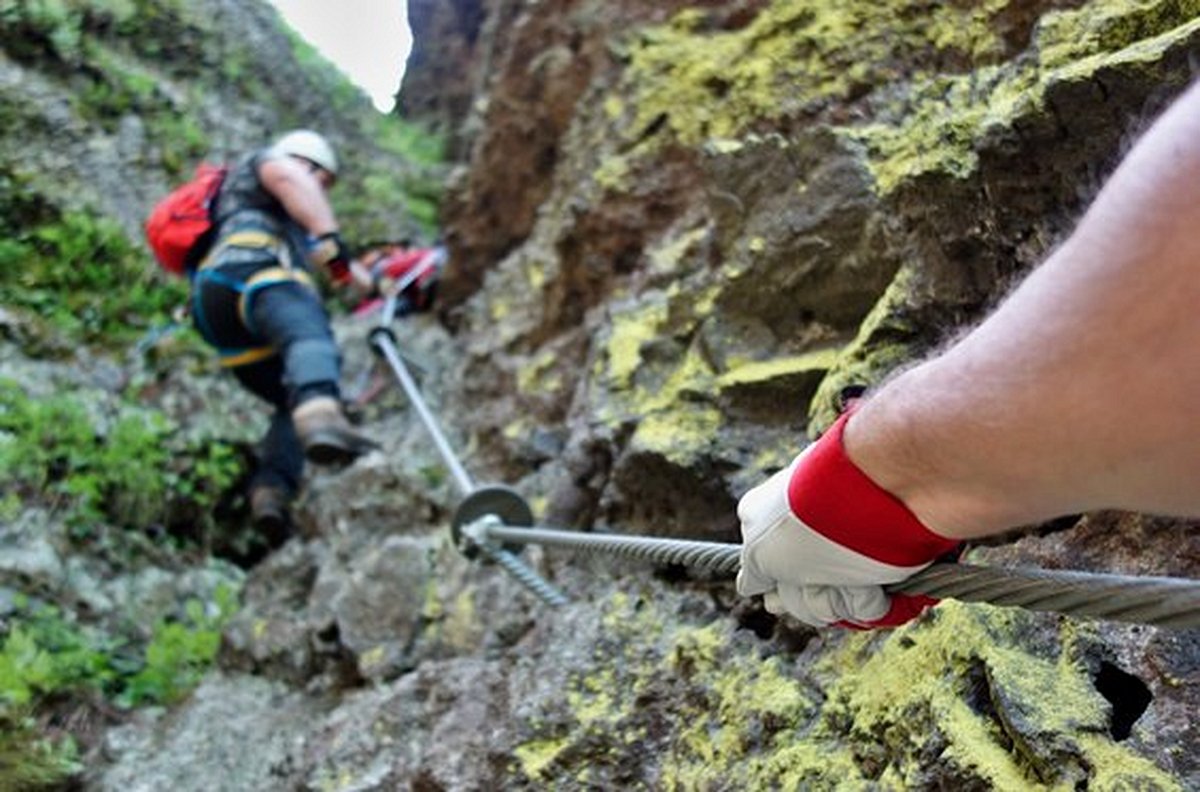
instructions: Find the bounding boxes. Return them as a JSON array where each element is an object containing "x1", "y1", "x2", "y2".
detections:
[
  {"x1": 4, "y1": 0, "x2": 1200, "y2": 790},
  {"x1": 390, "y1": 0, "x2": 1200, "y2": 787}
]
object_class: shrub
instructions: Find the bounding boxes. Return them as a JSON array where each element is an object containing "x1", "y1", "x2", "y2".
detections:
[{"x1": 0, "y1": 211, "x2": 186, "y2": 346}]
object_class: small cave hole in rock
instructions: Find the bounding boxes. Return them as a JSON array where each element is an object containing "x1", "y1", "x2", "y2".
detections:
[
  {"x1": 736, "y1": 607, "x2": 776, "y2": 640},
  {"x1": 1092, "y1": 661, "x2": 1152, "y2": 741}
]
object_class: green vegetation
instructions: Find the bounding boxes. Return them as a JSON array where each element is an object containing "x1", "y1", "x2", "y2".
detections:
[
  {"x1": 339, "y1": 116, "x2": 447, "y2": 240},
  {"x1": 0, "y1": 711, "x2": 81, "y2": 792},
  {"x1": 117, "y1": 584, "x2": 238, "y2": 706},
  {"x1": 0, "y1": 0, "x2": 439, "y2": 787},
  {"x1": 0, "y1": 379, "x2": 242, "y2": 538},
  {"x1": 0, "y1": 602, "x2": 118, "y2": 709},
  {"x1": 0, "y1": 210, "x2": 186, "y2": 346},
  {"x1": 0, "y1": 0, "x2": 207, "y2": 69},
  {"x1": 0, "y1": 588, "x2": 239, "y2": 788}
]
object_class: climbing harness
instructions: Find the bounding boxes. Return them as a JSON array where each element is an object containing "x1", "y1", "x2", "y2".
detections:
[{"x1": 369, "y1": 299, "x2": 1200, "y2": 629}]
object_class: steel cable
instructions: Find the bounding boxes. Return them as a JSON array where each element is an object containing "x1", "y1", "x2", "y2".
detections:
[
  {"x1": 371, "y1": 328, "x2": 1200, "y2": 628},
  {"x1": 372, "y1": 332, "x2": 476, "y2": 496},
  {"x1": 478, "y1": 523, "x2": 1200, "y2": 628}
]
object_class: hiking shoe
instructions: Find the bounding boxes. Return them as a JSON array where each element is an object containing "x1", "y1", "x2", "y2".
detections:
[
  {"x1": 292, "y1": 396, "x2": 380, "y2": 466},
  {"x1": 249, "y1": 485, "x2": 292, "y2": 544}
]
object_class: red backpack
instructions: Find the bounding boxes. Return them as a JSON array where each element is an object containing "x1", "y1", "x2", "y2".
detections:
[{"x1": 144, "y1": 163, "x2": 228, "y2": 276}]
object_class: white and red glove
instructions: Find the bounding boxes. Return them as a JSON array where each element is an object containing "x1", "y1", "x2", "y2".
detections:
[{"x1": 737, "y1": 411, "x2": 959, "y2": 628}]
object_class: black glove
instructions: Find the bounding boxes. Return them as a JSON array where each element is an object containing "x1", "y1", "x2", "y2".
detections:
[{"x1": 309, "y1": 231, "x2": 352, "y2": 285}]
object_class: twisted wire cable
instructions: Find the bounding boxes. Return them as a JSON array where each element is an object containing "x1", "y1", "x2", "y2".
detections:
[
  {"x1": 473, "y1": 539, "x2": 571, "y2": 607},
  {"x1": 480, "y1": 524, "x2": 1200, "y2": 628},
  {"x1": 370, "y1": 333, "x2": 1200, "y2": 629}
]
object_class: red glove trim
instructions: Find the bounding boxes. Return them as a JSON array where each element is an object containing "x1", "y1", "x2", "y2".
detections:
[
  {"x1": 787, "y1": 411, "x2": 958, "y2": 567},
  {"x1": 835, "y1": 594, "x2": 940, "y2": 630}
]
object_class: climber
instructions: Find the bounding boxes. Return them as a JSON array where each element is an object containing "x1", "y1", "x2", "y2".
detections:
[
  {"x1": 189, "y1": 129, "x2": 380, "y2": 540},
  {"x1": 738, "y1": 79, "x2": 1200, "y2": 629}
]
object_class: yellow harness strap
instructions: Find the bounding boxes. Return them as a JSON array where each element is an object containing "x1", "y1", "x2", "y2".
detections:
[
  {"x1": 197, "y1": 231, "x2": 318, "y2": 368},
  {"x1": 197, "y1": 231, "x2": 281, "y2": 270},
  {"x1": 218, "y1": 346, "x2": 279, "y2": 368}
]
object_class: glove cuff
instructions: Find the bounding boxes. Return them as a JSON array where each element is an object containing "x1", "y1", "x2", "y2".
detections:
[
  {"x1": 787, "y1": 411, "x2": 958, "y2": 567},
  {"x1": 311, "y1": 232, "x2": 351, "y2": 285}
]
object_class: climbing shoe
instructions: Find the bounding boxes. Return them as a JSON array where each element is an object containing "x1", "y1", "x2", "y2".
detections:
[
  {"x1": 292, "y1": 396, "x2": 380, "y2": 466},
  {"x1": 249, "y1": 485, "x2": 292, "y2": 544}
]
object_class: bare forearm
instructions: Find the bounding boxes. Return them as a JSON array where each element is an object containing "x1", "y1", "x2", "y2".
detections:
[
  {"x1": 259, "y1": 158, "x2": 338, "y2": 236},
  {"x1": 844, "y1": 81, "x2": 1200, "y2": 539}
]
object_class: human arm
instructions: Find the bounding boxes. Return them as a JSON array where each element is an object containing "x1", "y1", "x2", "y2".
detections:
[
  {"x1": 849, "y1": 78, "x2": 1200, "y2": 538},
  {"x1": 258, "y1": 154, "x2": 362, "y2": 288},
  {"x1": 258, "y1": 154, "x2": 339, "y2": 236},
  {"x1": 739, "y1": 79, "x2": 1200, "y2": 626}
]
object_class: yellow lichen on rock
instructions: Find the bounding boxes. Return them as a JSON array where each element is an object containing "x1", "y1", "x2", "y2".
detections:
[
  {"x1": 717, "y1": 348, "x2": 842, "y2": 390},
  {"x1": 647, "y1": 225, "x2": 708, "y2": 276},
  {"x1": 514, "y1": 736, "x2": 571, "y2": 780},
  {"x1": 624, "y1": 0, "x2": 1015, "y2": 148},
  {"x1": 604, "y1": 299, "x2": 669, "y2": 390},
  {"x1": 622, "y1": 0, "x2": 1200, "y2": 199},
  {"x1": 808, "y1": 265, "x2": 922, "y2": 432},
  {"x1": 813, "y1": 601, "x2": 1178, "y2": 789},
  {"x1": 516, "y1": 349, "x2": 562, "y2": 396},
  {"x1": 630, "y1": 404, "x2": 722, "y2": 459}
]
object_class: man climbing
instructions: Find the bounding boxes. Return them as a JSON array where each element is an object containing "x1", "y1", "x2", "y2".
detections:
[
  {"x1": 738, "y1": 79, "x2": 1200, "y2": 629},
  {"x1": 190, "y1": 129, "x2": 379, "y2": 539}
]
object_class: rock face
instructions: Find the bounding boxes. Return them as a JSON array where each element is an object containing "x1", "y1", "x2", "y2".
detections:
[
  {"x1": 394, "y1": 0, "x2": 1200, "y2": 787},
  {"x1": 5, "y1": 0, "x2": 1200, "y2": 790}
]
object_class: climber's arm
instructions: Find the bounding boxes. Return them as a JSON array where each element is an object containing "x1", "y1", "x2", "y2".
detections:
[
  {"x1": 846, "y1": 78, "x2": 1200, "y2": 538},
  {"x1": 737, "y1": 79, "x2": 1200, "y2": 628},
  {"x1": 258, "y1": 155, "x2": 339, "y2": 237}
]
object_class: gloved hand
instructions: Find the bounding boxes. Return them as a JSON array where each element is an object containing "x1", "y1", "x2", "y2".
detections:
[
  {"x1": 370, "y1": 246, "x2": 444, "y2": 311},
  {"x1": 309, "y1": 231, "x2": 352, "y2": 285},
  {"x1": 737, "y1": 411, "x2": 959, "y2": 628}
]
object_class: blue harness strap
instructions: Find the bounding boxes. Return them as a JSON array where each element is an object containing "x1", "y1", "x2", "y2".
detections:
[{"x1": 191, "y1": 232, "x2": 317, "y2": 368}]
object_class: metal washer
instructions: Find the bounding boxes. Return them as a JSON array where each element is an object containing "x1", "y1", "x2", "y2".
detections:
[{"x1": 451, "y1": 484, "x2": 534, "y2": 559}]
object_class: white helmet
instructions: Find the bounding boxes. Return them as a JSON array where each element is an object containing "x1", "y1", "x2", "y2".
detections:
[{"x1": 270, "y1": 129, "x2": 338, "y2": 176}]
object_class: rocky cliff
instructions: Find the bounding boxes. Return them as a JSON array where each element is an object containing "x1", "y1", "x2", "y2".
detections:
[{"x1": 2, "y1": 0, "x2": 1200, "y2": 790}]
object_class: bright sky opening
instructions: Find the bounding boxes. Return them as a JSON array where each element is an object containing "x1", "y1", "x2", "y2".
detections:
[{"x1": 268, "y1": 0, "x2": 413, "y2": 113}]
